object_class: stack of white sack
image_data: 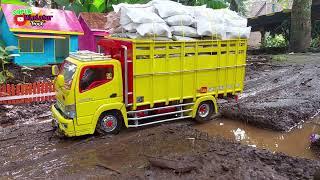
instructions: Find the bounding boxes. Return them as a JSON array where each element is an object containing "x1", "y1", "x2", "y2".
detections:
[
  {"x1": 150, "y1": 0, "x2": 199, "y2": 40},
  {"x1": 113, "y1": 2, "x2": 172, "y2": 39},
  {"x1": 110, "y1": 0, "x2": 251, "y2": 40}
]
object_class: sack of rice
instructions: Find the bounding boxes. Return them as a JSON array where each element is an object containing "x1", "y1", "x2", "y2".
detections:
[
  {"x1": 151, "y1": 0, "x2": 189, "y2": 18},
  {"x1": 113, "y1": 3, "x2": 153, "y2": 13},
  {"x1": 136, "y1": 23, "x2": 172, "y2": 38},
  {"x1": 225, "y1": 26, "x2": 251, "y2": 39},
  {"x1": 196, "y1": 19, "x2": 225, "y2": 38},
  {"x1": 119, "y1": 6, "x2": 157, "y2": 25},
  {"x1": 172, "y1": 35, "x2": 197, "y2": 41},
  {"x1": 220, "y1": 8, "x2": 247, "y2": 27},
  {"x1": 122, "y1": 23, "x2": 139, "y2": 33},
  {"x1": 170, "y1": 26, "x2": 199, "y2": 38},
  {"x1": 165, "y1": 14, "x2": 195, "y2": 26}
]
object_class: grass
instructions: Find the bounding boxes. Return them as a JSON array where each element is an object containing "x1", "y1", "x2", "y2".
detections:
[{"x1": 272, "y1": 55, "x2": 288, "y2": 62}]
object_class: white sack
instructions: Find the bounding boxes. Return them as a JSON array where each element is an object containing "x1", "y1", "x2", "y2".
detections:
[
  {"x1": 186, "y1": 5, "x2": 207, "y2": 18},
  {"x1": 196, "y1": 19, "x2": 225, "y2": 38},
  {"x1": 173, "y1": 35, "x2": 196, "y2": 41},
  {"x1": 123, "y1": 7, "x2": 164, "y2": 24},
  {"x1": 225, "y1": 26, "x2": 251, "y2": 39},
  {"x1": 220, "y1": 8, "x2": 247, "y2": 27},
  {"x1": 152, "y1": 1, "x2": 189, "y2": 18},
  {"x1": 136, "y1": 23, "x2": 172, "y2": 38},
  {"x1": 122, "y1": 23, "x2": 139, "y2": 33},
  {"x1": 119, "y1": 6, "x2": 157, "y2": 25},
  {"x1": 194, "y1": 8, "x2": 225, "y2": 24},
  {"x1": 170, "y1": 26, "x2": 199, "y2": 37},
  {"x1": 165, "y1": 14, "x2": 195, "y2": 26},
  {"x1": 113, "y1": 3, "x2": 153, "y2": 13}
]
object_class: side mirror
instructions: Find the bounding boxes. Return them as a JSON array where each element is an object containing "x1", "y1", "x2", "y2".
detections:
[
  {"x1": 52, "y1": 65, "x2": 59, "y2": 76},
  {"x1": 57, "y1": 74, "x2": 65, "y2": 87}
]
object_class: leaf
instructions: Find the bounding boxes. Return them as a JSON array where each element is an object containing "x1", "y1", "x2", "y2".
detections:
[
  {"x1": 5, "y1": 46, "x2": 18, "y2": 52},
  {"x1": 91, "y1": 0, "x2": 106, "y2": 12},
  {"x1": 0, "y1": 72, "x2": 7, "y2": 84},
  {"x1": 2, "y1": 0, "x2": 29, "y2": 5},
  {"x1": 53, "y1": 0, "x2": 70, "y2": 6},
  {"x1": 5, "y1": 70, "x2": 14, "y2": 79},
  {"x1": 0, "y1": 46, "x2": 5, "y2": 53}
]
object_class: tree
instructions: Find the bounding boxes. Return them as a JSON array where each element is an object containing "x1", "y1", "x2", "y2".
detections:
[
  {"x1": 54, "y1": 0, "x2": 106, "y2": 14},
  {"x1": 290, "y1": 0, "x2": 312, "y2": 52},
  {"x1": 0, "y1": 46, "x2": 19, "y2": 84},
  {"x1": 1, "y1": 0, "x2": 28, "y2": 5}
]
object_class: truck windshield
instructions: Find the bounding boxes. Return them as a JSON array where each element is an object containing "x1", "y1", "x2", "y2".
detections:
[{"x1": 60, "y1": 61, "x2": 77, "y2": 89}]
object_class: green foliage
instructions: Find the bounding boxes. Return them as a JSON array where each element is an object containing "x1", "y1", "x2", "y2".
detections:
[
  {"x1": 2, "y1": 0, "x2": 28, "y2": 5},
  {"x1": 272, "y1": 55, "x2": 288, "y2": 62},
  {"x1": 54, "y1": 0, "x2": 107, "y2": 14},
  {"x1": 263, "y1": 34, "x2": 288, "y2": 48},
  {"x1": 192, "y1": 0, "x2": 228, "y2": 9},
  {"x1": 311, "y1": 37, "x2": 320, "y2": 49},
  {"x1": 54, "y1": 0, "x2": 245, "y2": 15},
  {"x1": 0, "y1": 46, "x2": 19, "y2": 84}
]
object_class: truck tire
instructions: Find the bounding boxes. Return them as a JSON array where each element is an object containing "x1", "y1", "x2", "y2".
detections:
[
  {"x1": 96, "y1": 111, "x2": 123, "y2": 135},
  {"x1": 195, "y1": 101, "x2": 214, "y2": 123}
]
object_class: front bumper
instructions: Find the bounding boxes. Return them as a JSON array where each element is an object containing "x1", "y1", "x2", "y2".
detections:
[{"x1": 51, "y1": 104, "x2": 76, "y2": 137}]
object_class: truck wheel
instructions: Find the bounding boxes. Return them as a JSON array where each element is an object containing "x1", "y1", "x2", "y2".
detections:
[
  {"x1": 96, "y1": 111, "x2": 122, "y2": 135},
  {"x1": 195, "y1": 101, "x2": 214, "y2": 123}
]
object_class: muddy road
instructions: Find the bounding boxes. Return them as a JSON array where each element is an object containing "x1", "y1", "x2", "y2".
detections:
[
  {"x1": 0, "y1": 118, "x2": 319, "y2": 179},
  {"x1": 1, "y1": 54, "x2": 320, "y2": 179},
  {"x1": 222, "y1": 54, "x2": 320, "y2": 131}
]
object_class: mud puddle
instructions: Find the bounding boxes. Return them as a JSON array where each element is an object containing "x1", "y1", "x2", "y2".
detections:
[{"x1": 195, "y1": 118, "x2": 320, "y2": 160}]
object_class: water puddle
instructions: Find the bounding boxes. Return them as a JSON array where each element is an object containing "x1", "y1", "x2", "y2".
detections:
[{"x1": 195, "y1": 118, "x2": 320, "y2": 160}]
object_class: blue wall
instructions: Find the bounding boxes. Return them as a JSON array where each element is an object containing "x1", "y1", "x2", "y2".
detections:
[
  {"x1": 70, "y1": 35, "x2": 78, "y2": 52},
  {"x1": 14, "y1": 38, "x2": 55, "y2": 66},
  {"x1": 0, "y1": 15, "x2": 18, "y2": 49},
  {"x1": 0, "y1": 16, "x2": 79, "y2": 66}
]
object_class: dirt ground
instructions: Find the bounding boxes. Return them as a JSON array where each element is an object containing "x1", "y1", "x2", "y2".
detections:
[
  {"x1": 0, "y1": 119, "x2": 319, "y2": 179},
  {"x1": 221, "y1": 54, "x2": 320, "y2": 131},
  {"x1": 6, "y1": 63, "x2": 52, "y2": 84},
  {"x1": 1, "y1": 54, "x2": 320, "y2": 179}
]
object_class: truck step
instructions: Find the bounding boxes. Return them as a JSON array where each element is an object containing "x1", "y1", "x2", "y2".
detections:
[
  {"x1": 127, "y1": 102, "x2": 194, "y2": 127},
  {"x1": 127, "y1": 115, "x2": 192, "y2": 128}
]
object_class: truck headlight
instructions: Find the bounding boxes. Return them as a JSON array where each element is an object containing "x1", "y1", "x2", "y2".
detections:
[{"x1": 65, "y1": 104, "x2": 76, "y2": 119}]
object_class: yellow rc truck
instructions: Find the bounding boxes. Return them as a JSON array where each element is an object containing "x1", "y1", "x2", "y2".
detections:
[{"x1": 51, "y1": 37, "x2": 247, "y2": 137}]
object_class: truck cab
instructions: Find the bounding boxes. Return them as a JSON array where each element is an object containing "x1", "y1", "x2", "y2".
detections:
[{"x1": 52, "y1": 51, "x2": 125, "y2": 136}]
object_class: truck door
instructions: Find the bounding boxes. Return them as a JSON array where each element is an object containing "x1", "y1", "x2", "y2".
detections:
[{"x1": 75, "y1": 64, "x2": 121, "y2": 126}]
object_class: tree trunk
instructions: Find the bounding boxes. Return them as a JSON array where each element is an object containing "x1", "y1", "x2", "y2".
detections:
[
  {"x1": 289, "y1": 0, "x2": 312, "y2": 52},
  {"x1": 230, "y1": 0, "x2": 239, "y2": 12}
]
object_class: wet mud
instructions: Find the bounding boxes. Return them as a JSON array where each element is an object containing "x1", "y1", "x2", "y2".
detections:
[
  {"x1": 221, "y1": 54, "x2": 320, "y2": 131},
  {"x1": 196, "y1": 118, "x2": 320, "y2": 160},
  {"x1": 0, "y1": 120, "x2": 320, "y2": 179},
  {"x1": 0, "y1": 103, "x2": 52, "y2": 128}
]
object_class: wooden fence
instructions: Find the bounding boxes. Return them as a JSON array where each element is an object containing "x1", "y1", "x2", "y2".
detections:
[{"x1": 0, "y1": 82, "x2": 55, "y2": 104}]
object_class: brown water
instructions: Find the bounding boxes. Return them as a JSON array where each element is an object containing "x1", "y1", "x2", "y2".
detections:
[{"x1": 195, "y1": 118, "x2": 320, "y2": 160}]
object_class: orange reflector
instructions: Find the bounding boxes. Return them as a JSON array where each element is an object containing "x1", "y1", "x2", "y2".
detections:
[{"x1": 199, "y1": 87, "x2": 208, "y2": 93}]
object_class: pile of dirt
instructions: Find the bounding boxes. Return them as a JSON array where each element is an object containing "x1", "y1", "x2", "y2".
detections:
[
  {"x1": 221, "y1": 54, "x2": 320, "y2": 131},
  {"x1": 5, "y1": 63, "x2": 53, "y2": 84}
]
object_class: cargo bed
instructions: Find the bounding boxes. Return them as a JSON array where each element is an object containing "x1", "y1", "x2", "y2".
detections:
[{"x1": 98, "y1": 38, "x2": 247, "y2": 110}]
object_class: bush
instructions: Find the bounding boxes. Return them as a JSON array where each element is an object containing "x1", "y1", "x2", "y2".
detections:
[
  {"x1": 262, "y1": 34, "x2": 288, "y2": 48},
  {"x1": 311, "y1": 37, "x2": 320, "y2": 49}
]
